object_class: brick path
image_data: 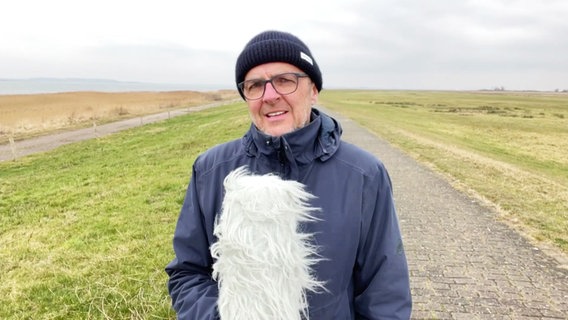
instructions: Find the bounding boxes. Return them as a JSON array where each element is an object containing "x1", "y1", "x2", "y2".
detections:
[{"x1": 323, "y1": 107, "x2": 568, "y2": 319}]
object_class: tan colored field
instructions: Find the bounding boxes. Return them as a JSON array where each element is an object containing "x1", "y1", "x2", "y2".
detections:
[{"x1": 0, "y1": 90, "x2": 240, "y2": 142}]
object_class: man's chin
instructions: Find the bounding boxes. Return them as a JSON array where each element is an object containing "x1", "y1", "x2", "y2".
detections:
[{"x1": 262, "y1": 125, "x2": 295, "y2": 137}]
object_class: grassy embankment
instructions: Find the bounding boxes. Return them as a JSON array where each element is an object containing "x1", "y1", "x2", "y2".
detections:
[
  {"x1": 0, "y1": 102, "x2": 250, "y2": 319},
  {"x1": 320, "y1": 90, "x2": 568, "y2": 254}
]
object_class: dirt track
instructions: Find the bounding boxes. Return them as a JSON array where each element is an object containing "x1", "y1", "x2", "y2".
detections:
[
  {"x1": 2, "y1": 103, "x2": 567, "y2": 319},
  {"x1": 0, "y1": 102, "x2": 229, "y2": 162}
]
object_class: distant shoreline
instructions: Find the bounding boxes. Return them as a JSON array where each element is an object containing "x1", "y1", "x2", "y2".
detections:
[
  {"x1": 2, "y1": 78, "x2": 565, "y2": 96},
  {"x1": 0, "y1": 78, "x2": 228, "y2": 95}
]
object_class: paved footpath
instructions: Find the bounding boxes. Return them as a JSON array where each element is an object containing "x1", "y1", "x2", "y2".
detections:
[{"x1": 322, "y1": 107, "x2": 568, "y2": 320}]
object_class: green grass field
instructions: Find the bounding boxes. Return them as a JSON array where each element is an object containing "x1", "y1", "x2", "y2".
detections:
[
  {"x1": 0, "y1": 103, "x2": 250, "y2": 319},
  {"x1": 320, "y1": 90, "x2": 568, "y2": 252},
  {"x1": 1, "y1": 90, "x2": 567, "y2": 318}
]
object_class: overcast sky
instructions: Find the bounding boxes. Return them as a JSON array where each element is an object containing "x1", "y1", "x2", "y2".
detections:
[{"x1": 1, "y1": 0, "x2": 566, "y2": 91}]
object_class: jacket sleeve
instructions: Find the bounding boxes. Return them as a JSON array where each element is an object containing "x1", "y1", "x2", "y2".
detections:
[
  {"x1": 354, "y1": 164, "x2": 412, "y2": 319},
  {"x1": 165, "y1": 165, "x2": 220, "y2": 320}
]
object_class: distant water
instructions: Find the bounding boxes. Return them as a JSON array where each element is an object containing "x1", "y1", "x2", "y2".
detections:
[{"x1": 0, "y1": 78, "x2": 224, "y2": 95}]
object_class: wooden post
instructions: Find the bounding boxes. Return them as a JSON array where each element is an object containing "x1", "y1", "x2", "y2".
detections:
[
  {"x1": 93, "y1": 122, "x2": 98, "y2": 138},
  {"x1": 9, "y1": 135, "x2": 17, "y2": 161}
]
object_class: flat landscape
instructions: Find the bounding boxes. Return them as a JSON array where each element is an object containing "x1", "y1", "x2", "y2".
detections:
[
  {"x1": 320, "y1": 90, "x2": 568, "y2": 253},
  {"x1": 1, "y1": 89, "x2": 566, "y2": 319}
]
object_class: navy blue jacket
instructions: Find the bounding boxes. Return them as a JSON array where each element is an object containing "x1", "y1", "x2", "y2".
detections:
[{"x1": 166, "y1": 109, "x2": 412, "y2": 319}]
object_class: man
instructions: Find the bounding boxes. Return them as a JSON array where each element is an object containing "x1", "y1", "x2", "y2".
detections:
[{"x1": 166, "y1": 30, "x2": 412, "y2": 319}]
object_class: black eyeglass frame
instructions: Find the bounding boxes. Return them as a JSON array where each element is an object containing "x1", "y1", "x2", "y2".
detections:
[{"x1": 238, "y1": 72, "x2": 309, "y2": 100}]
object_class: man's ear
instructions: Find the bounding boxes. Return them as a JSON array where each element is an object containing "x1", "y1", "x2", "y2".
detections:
[{"x1": 310, "y1": 85, "x2": 319, "y2": 105}]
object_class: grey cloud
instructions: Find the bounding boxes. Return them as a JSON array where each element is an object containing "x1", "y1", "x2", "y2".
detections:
[{"x1": 310, "y1": 0, "x2": 568, "y2": 90}]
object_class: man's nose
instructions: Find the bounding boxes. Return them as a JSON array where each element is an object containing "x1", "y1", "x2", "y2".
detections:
[{"x1": 262, "y1": 81, "x2": 279, "y2": 100}]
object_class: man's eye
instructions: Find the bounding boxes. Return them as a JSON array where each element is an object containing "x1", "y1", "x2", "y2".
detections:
[
  {"x1": 275, "y1": 75, "x2": 296, "y2": 85},
  {"x1": 246, "y1": 81, "x2": 263, "y2": 91}
]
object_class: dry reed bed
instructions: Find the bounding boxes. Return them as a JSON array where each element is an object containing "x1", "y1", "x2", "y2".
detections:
[{"x1": 0, "y1": 90, "x2": 239, "y2": 142}]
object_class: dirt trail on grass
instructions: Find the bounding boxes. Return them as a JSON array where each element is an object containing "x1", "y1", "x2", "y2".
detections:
[
  {"x1": 0, "y1": 102, "x2": 230, "y2": 162},
  {"x1": 2, "y1": 103, "x2": 567, "y2": 319}
]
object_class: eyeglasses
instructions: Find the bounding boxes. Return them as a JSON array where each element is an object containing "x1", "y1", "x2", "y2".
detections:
[{"x1": 238, "y1": 72, "x2": 309, "y2": 100}]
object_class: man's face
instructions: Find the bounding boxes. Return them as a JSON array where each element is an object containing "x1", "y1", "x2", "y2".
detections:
[{"x1": 243, "y1": 62, "x2": 318, "y2": 137}]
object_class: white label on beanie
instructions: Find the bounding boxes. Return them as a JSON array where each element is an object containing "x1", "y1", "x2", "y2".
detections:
[{"x1": 300, "y1": 52, "x2": 313, "y2": 66}]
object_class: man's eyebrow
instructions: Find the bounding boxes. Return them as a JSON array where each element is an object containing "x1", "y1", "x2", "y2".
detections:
[{"x1": 245, "y1": 73, "x2": 292, "y2": 81}]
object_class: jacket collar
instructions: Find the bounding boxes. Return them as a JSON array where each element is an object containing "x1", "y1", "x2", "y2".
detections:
[{"x1": 243, "y1": 108, "x2": 341, "y2": 162}]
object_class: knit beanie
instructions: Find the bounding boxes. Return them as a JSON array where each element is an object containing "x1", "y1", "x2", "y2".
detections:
[{"x1": 235, "y1": 30, "x2": 322, "y2": 100}]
